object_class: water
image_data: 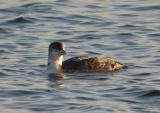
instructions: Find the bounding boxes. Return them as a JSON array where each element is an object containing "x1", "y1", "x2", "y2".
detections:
[{"x1": 0, "y1": 0, "x2": 160, "y2": 113}]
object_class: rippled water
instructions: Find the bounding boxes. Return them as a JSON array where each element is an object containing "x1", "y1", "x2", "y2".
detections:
[{"x1": 0, "y1": 0, "x2": 160, "y2": 113}]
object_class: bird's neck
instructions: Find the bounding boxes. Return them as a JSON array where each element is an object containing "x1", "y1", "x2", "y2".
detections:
[{"x1": 47, "y1": 56, "x2": 63, "y2": 73}]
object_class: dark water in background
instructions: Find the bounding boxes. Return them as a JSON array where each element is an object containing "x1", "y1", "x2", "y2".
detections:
[{"x1": 0, "y1": 0, "x2": 160, "y2": 113}]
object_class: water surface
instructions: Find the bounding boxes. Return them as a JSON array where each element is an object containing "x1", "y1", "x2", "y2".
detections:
[{"x1": 0, "y1": 0, "x2": 160, "y2": 113}]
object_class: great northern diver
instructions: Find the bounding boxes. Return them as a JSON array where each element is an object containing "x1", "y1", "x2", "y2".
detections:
[{"x1": 47, "y1": 41, "x2": 125, "y2": 74}]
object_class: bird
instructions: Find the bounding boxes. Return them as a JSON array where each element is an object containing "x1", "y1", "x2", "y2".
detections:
[{"x1": 47, "y1": 41, "x2": 125, "y2": 74}]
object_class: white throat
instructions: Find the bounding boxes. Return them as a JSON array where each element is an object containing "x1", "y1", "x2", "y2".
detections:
[{"x1": 47, "y1": 56, "x2": 63, "y2": 73}]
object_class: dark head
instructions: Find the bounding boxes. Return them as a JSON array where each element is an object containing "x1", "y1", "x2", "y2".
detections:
[
  {"x1": 48, "y1": 41, "x2": 66, "y2": 59},
  {"x1": 49, "y1": 42, "x2": 65, "y2": 51}
]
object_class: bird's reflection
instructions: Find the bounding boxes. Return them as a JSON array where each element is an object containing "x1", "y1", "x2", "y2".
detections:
[{"x1": 47, "y1": 73, "x2": 67, "y2": 88}]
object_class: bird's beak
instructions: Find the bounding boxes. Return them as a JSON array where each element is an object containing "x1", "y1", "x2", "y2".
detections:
[{"x1": 60, "y1": 50, "x2": 66, "y2": 55}]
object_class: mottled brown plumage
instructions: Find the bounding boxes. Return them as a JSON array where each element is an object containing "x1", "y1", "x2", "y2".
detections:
[{"x1": 62, "y1": 56, "x2": 124, "y2": 73}]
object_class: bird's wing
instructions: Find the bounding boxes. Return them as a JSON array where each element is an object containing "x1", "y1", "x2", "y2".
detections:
[{"x1": 62, "y1": 56, "x2": 124, "y2": 73}]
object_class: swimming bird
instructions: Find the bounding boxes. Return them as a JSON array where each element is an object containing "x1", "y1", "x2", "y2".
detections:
[{"x1": 47, "y1": 41, "x2": 125, "y2": 74}]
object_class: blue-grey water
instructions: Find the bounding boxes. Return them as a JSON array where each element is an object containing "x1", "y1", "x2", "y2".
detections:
[{"x1": 0, "y1": 0, "x2": 160, "y2": 113}]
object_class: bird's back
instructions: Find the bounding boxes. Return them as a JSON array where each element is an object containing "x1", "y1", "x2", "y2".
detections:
[{"x1": 62, "y1": 56, "x2": 124, "y2": 73}]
